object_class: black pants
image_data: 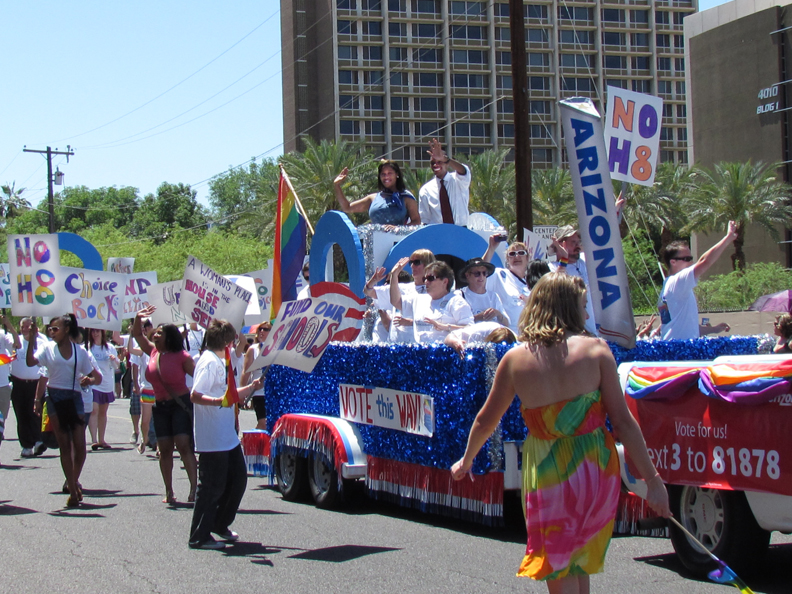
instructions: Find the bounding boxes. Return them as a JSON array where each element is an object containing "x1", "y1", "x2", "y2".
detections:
[
  {"x1": 11, "y1": 377, "x2": 41, "y2": 449},
  {"x1": 189, "y1": 444, "x2": 247, "y2": 546}
]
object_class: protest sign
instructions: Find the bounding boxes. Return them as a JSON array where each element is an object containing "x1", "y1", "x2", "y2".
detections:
[
  {"x1": 121, "y1": 271, "x2": 158, "y2": 319},
  {"x1": 107, "y1": 257, "x2": 134, "y2": 274},
  {"x1": 147, "y1": 280, "x2": 189, "y2": 326},
  {"x1": 522, "y1": 228, "x2": 552, "y2": 261},
  {"x1": 246, "y1": 281, "x2": 366, "y2": 374},
  {"x1": 243, "y1": 262, "x2": 273, "y2": 318},
  {"x1": 61, "y1": 267, "x2": 126, "y2": 331},
  {"x1": 7, "y1": 234, "x2": 62, "y2": 317},
  {"x1": 560, "y1": 98, "x2": 636, "y2": 348},
  {"x1": 0, "y1": 263, "x2": 11, "y2": 308},
  {"x1": 178, "y1": 256, "x2": 252, "y2": 330},
  {"x1": 604, "y1": 86, "x2": 663, "y2": 187},
  {"x1": 225, "y1": 275, "x2": 261, "y2": 323},
  {"x1": 339, "y1": 384, "x2": 434, "y2": 437}
]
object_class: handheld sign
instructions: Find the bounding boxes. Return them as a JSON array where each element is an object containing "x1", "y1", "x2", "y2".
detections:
[
  {"x1": 107, "y1": 257, "x2": 134, "y2": 274},
  {"x1": 61, "y1": 267, "x2": 126, "y2": 331},
  {"x1": 7, "y1": 234, "x2": 62, "y2": 317},
  {"x1": 147, "y1": 280, "x2": 189, "y2": 326},
  {"x1": 604, "y1": 86, "x2": 663, "y2": 187},
  {"x1": 0, "y1": 263, "x2": 12, "y2": 308},
  {"x1": 121, "y1": 271, "x2": 158, "y2": 319},
  {"x1": 560, "y1": 97, "x2": 636, "y2": 349},
  {"x1": 178, "y1": 256, "x2": 252, "y2": 330}
]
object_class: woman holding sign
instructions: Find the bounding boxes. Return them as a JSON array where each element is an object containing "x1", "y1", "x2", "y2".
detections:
[
  {"x1": 132, "y1": 306, "x2": 198, "y2": 506},
  {"x1": 28, "y1": 314, "x2": 102, "y2": 508},
  {"x1": 451, "y1": 274, "x2": 669, "y2": 593}
]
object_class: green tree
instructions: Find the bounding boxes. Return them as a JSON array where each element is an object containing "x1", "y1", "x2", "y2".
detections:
[
  {"x1": 0, "y1": 182, "x2": 30, "y2": 224},
  {"x1": 131, "y1": 182, "x2": 208, "y2": 244},
  {"x1": 531, "y1": 167, "x2": 576, "y2": 226},
  {"x1": 209, "y1": 158, "x2": 280, "y2": 237},
  {"x1": 695, "y1": 262, "x2": 792, "y2": 311},
  {"x1": 466, "y1": 148, "x2": 516, "y2": 231},
  {"x1": 685, "y1": 161, "x2": 792, "y2": 270}
]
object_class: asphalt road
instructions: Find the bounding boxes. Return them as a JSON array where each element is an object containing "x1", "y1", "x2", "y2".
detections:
[{"x1": 1, "y1": 400, "x2": 790, "y2": 594}]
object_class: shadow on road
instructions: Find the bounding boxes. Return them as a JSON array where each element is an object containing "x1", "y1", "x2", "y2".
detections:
[
  {"x1": 0, "y1": 501, "x2": 37, "y2": 515},
  {"x1": 288, "y1": 544, "x2": 401, "y2": 563}
]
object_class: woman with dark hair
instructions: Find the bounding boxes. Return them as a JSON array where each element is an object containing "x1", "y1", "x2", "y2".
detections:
[
  {"x1": 452, "y1": 273, "x2": 669, "y2": 593},
  {"x1": 86, "y1": 328, "x2": 119, "y2": 450},
  {"x1": 333, "y1": 160, "x2": 421, "y2": 228},
  {"x1": 189, "y1": 319, "x2": 262, "y2": 550},
  {"x1": 132, "y1": 306, "x2": 198, "y2": 505},
  {"x1": 773, "y1": 313, "x2": 792, "y2": 353},
  {"x1": 242, "y1": 321, "x2": 272, "y2": 430},
  {"x1": 28, "y1": 314, "x2": 101, "y2": 507}
]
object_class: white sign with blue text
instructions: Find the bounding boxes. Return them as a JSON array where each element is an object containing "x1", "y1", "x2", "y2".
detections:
[{"x1": 339, "y1": 384, "x2": 434, "y2": 437}]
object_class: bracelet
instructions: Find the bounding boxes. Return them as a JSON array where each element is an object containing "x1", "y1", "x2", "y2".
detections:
[
  {"x1": 558, "y1": 256, "x2": 569, "y2": 267},
  {"x1": 443, "y1": 155, "x2": 450, "y2": 163}
]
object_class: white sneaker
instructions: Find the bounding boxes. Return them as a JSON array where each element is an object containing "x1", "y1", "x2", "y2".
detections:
[
  {"x1": 32, "y1": 442, "x2": 47, "y2": 456},
  {"x1": 20, "y1": 448, "x2": 35, "y2": 458},
  {"x1": 214, "y1": 529, "x2": 239, "y2": 542}
]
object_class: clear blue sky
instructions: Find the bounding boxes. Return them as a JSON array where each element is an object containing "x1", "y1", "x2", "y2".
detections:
[
  {"x1": 2, "y1": 1, "x2": 730, "y2": 213},
  {"x1": 1, "y1": 2, "x2": 283, "y2": 211}
]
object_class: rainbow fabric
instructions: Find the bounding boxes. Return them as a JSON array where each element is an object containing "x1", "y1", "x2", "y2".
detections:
[
  {"x1": 0, "y1": 353, "x2": 16, "y2": 366},
  {"x1": 709, "y1": 561, "x2": 755, "y2": 593},
  {"x1": 625, "y1": 366, "x2": 701, "y2": 401},
  {"x1": 271, "y1": 168, "x2": 307, "y2": 320},
  {"x1": 220, "y1": 346, "x2": 239, "y2": 408}
]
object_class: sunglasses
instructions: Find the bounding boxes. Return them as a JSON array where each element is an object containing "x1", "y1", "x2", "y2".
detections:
[
  {"x1": 672, "y1": 256, "x2": 694, "y2": 262},
  {"x1": 424, "y1": 275, "x2": 440, "y2": 283},
  {"x1": 258, "y1": 327, "x2": 271, "y2": 332},
  {"x1": 409, "y1": 259, "x2": 424, "y2": 266},
  {"x1": 467, "y1": 270, "x2": 487, "y2": 277},
  {"x1": 508, "y1": 250, "x2": 528, "y2": 257}
]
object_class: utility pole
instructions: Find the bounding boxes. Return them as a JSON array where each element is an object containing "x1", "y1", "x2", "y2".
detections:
[
  {"x1": 509, "y1": 0, "x2": 532, "y2": 240},
  {"x1": 23, "y1": 145, "x2": 74, "y2": 233}
]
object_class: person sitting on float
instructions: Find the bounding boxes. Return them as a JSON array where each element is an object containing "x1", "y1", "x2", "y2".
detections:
[
  {"x1": 482, "y1": 234, "x2": 532, "y2": 334},
  {"x1": 333, "y1": 160, "x2": 421, "y2": 229},
  {"x1": 773, "y1": 313, "x2": 792, "y2": 354},
  {"x1": 389, "y1": 259, "x2": 473, "y2": 344},
  {"x1": 456, "y1": 257, "x2": 510, "y2": 328}
]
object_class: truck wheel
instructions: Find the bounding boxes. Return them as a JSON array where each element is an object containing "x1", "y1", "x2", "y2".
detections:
[
  {"x1": 275, "y1": 450, "x2": 309, "y2": 502},
  {"x1": 669, "y1": 485, "x2": 770, "y2": 578},
  {"x1": 308, "y1": 452, "x2": 341, "y2": 509}
]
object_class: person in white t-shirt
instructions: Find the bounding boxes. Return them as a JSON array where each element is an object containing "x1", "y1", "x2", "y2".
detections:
[
  {"x1": 0, "y1": 314, "x2": 20, "y2": 453},
  {"x1": 455, "y1": 257, "x2": 510, "y2": 328},
  {"x1": 548, "y1": 226, "x2": 597, "y2": 336},
  {"x1": 188, "y1": 319, "x2": 262, "y2": 550},
  {"x1": 658, "y1": 222, "x2": 737, "y2": 340}
]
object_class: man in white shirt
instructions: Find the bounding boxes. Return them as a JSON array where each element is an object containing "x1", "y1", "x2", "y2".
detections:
[
  {"x1": 418, "y1": 138, "x2": 471, "y2": 226},
  {"x1": 658, "y1": 221, "x2": 737, "y2": 340},
  {"x1": 9, "y1": 317, "x2": 43, "y2": 457},
  {"x1": 549, "y1": 226, "x2": 597, "y2": 335}
]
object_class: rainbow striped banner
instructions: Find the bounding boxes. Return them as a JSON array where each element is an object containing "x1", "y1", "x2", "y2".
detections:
[
  {"x1": 626, "y1": 366, "x2": 700, "y2": 401},
  {"x1": 271, "y1": 168, "x2": 307, "y2": 320}
]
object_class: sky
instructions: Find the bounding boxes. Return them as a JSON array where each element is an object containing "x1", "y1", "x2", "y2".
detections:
[
  {"x1": 1, "y1": 2, "x2": 283, "y2": 212},
  {"x1": 2, "y1": 1, "x2": 731, "y2": 214}
]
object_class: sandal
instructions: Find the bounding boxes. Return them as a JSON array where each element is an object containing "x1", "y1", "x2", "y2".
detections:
[
  {"x1": 137, "y1": 442, "x2": 146, "y2": 455},
  {"x1": 66, "y1": 496, "x2": 80, "y2": 508},
  {"x1": 91, "y1": 443, "x2": 100, "y2": 451},
  {"x1": 163, "y1": 492, "x2": 176, "y2": 505},
  {"x1": 98, "y1": 443, "x2": 112, "y2": 450}
]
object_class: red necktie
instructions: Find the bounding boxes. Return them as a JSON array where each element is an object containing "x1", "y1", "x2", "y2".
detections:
[{"x1": 439, "y1": 178, "x2": 454, "y2": 224}]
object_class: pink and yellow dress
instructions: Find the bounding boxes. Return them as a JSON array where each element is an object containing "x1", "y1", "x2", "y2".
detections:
[{"x1": 518, "y1": 389, "x2": 620, "y2": 580}]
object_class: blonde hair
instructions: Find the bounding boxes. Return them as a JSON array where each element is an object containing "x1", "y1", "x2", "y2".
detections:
[
  {"x1": 484, "y1": 327, "x2": 517, "y2": 345},
  {"x1": 518, "y1": 272, "x2": 588, "y2": 346},
  {"x1": 410, "y1": 249, "x2": 435, "y2": 265}
]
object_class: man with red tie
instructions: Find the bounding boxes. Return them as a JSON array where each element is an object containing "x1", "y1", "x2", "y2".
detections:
[{"x1": 418, "y1": 138, "x2": 471, "y2": 227}]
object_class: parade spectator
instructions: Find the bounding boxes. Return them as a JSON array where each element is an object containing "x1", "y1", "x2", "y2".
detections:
[
  {"x1": 0, "y1": 313, "x2": 19, "y2": 455},
  {"x1": 483, "y1": 235, "x2": 532, "y2": 334},
  {"x1": 389, "y1": 259, "x2": 473, "y2": 344},
  {"x1": 189, "y1": 319, "x2": 262, "y2": 550},
  {"x1": 549, "y1": 226, "x2": 598, "y2": 335},
  {"x1": 333, "y1": 160, "x2": 420, "y2": 228},
  {"x1": 772, "y1": 313, "x2": 792, "y2": 354},
  {"x1": 658, "y1": 222, "x2": 737, "y2": 340},
  {"x1": 451, "y1": 273, "x2": 670, "y2": 592},
  {"x1": 526, "y1": 259, "x2": 551, "y2": 290},
  {"x1": 86, "y1": 328, "x2": 120, "y2": 450},
  {"x1": 130, "y1": 319, "x2": 157, "y2": 453},
  {"x1": 28, "y1": 314, "x2": 101, "y2": 508},
  {"x1": 419, "y1": 138, "x2": 471, "y2": 226},
  {"x1": 456, "y1": 257, "x2": 510, "y2": 327},
  {"x1": 10, "y1": 317, "x2": 44, "y2": 458},
  {"x1": 133, "y1": 306, "x2": 198, "y2": 505},
  {"x1": 242, "y1": 321, "x2": 272, "y2": 430}
]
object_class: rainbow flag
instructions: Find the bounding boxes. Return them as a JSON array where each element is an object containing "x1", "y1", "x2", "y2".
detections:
[
  {"x1": 625, "y1": 366, "x2": 701, "y2": 401},
  {"x1": 699, "y1": 360, "x2": 792, "y2": 404},
  {"x1": 709, "y1": 561, "x2": 755, "y2": 593},
  {"x1": 220, "y1": 346, "x2": 239, "y2": 408},
  {"x1": 271, "y1": 168, "x2": 307, "y2": 320},
  {"x1": 0, "y1": 353, "x2": 16, "y2": 366}
]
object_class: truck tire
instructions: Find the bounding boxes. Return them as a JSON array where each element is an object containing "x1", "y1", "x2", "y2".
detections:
[
  {"x1": 308, "y1": 452, "x2": 341, "y2": 509},
  {"x1": 669, "y1": 485, "x2": 770, "y2": 578},
  {"x1": 275, "y1": 450, "x2": 309, "y2": 502}
]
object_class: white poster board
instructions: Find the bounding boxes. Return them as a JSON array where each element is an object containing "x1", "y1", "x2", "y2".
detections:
[
  {"x1": 7, "y1": 234, "x2": 62, "y2": 317},
  {"x1": 121, "y1": 271, "x2": 158, "y2": 319},
  {"x1": 107, "y1": 257, "x2": 134, "y2": 274},
  {"x1": 339, "y1": 384, "x2": 434, "y2": 437},
  {"x1": 61, "y1": 267, "x2": 126, "y2": 331},
  {"x1": 147, "y1": 280, "x2": 189, "y2": 326},
  {"x1": 178, "y1": 256, "x2": 252, "y2": 330},
  {"x1": 0, "y1": 263, "x2": 12, "y2": 308}
]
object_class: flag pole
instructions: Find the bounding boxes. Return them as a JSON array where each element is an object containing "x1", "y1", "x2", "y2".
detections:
[{"x1": 279, "y1": 165, "x2": 315, "y2": 236}]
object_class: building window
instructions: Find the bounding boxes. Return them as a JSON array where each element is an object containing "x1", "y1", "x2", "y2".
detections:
[
  {"x1": 453, "y1": 49, "x2": 486, "y2": 64},
  {"x1": 560, "y1": 53, "x2": 591, "y2": 68},
  {"x1": 498, "y1": 98, "x2": 513, "y2": 113},
  {"x1": 602, "y1": 9, "x2": 625, "y2": 23},
  {"x1": 414, "y1": 97, "x2": 443, "y2": 112},
  {"x1": 363, "y1": 46, "x2": 382, "y2": 60},
  {"x1": 413, "y1": 0, "x2": 439, "y2": 13},
  {"x1": 662, "y1": 104, "x2": 673, "y2": 118},
  {"x1": 631, "y1": 10, "x2": 649, "y2": 24},
  {"x1": 532, "y1": 148, "x2": 552, "y2": 164},
  {"x1": 452, "y1": 25, "x2": 487, "y2": 41},
  {"x1": 530, "y1": 100, "x2": 550, "y2": 114},
  {"x1": 390, "y1": 72, "x2": 408, "y2": 86},
  {"x1": 391, "y1": 96, "x2": 407, "y2": 110},
  {"x1": 602, "y1": 32, "x2": 625, "y2": 47},
  {"x1": 674, "y1": 11, "x2": 685, "y2": 25},
  {"x1": 632, "y1": 56, "x2": 650, "y2": 70},
  {"x1": 338, "y1": 70, "x2": 358, "y2": 84},
  {"x1": 631, "y1": 33, "x2": 649, "y2": 47},
  {"x1": 389, "y1": 22, "x2": 406, "y2": 36},
  {"x1": 416, "y1": 121, "x2": 443, "y2": 136},
  {"x1": 338, "y1": 20, "x2": 357, "y2": 34},
  {"x1": 362, "y1": 0, "x2": 381, "y2": 9},
  {"x1": 656, "y1": 34, "x2": 670, "y2": 48},
  {"x1": 659, "y1": 128, "x2": 672, "y2": 141},
  {"x1": 494, "y1": 2, "x2": 509, "y2": 17},
  {"x1": 391, "y1": 121, "x2": 407, "y2": 135},
  {"x1": 529, "y1": 76, "x2": 550, "y2": 90},
  {"x1": 656, "y1": 11, "x2": 669, "y2": 24},
  {"x1": 415, "y1": 48, "x2": 442, "y2": 62},
  {"x1": 674, "y1": 35, "x2": 685, "y2": 49},
  {"x1": 363, "y1": 21, "x2": 382, "y2": 35},
  {"x1": 675, "y1": 58, "x2": 685, "y2": 71},
  {"x1": 364, "y1": 95, "x2": 384, "y2": 110},
  {"x1": 337, "y1": 0, "x2": 356, "y2": 8},
  {"x1": 453, "y1": 73, "x2": 488, "y2": 88},
  {"x1": 414, "y1": 72, "x2": 441, "y2": 87},
  {"x1": 562, "y1": 77, "x2": 593, "y2": 92},
  {"x1": 338, "y1": 46, "x2": 358, "y2": 60},
  {"x1": 527, "y1": 28, "x2": 549, "y2": 43},
  {"x1": 454, "y1": 123, "x2": 489, "y2": 137},
  {"x1": 559, "y1": 6, "x2": 592, "y2": 20},
  {"x1": 657, "y1": 57, "x2": 671, "y2": 71},
  {"x1": 414, "y1": 23, "x2": 439, "y2": 38},
  {"x1": 499, "y1": 123, "x2": 515, "y2": 138},
  {"x1": 529, "y1": 52, "x2": 550, "y2": 67},
  {"x1": 388, "y1": 0, "x2": 406, "y2": 11},
  {"x1": 497, "y1": 75, "x2": 512, "y2": 89},
  {"x1": 497, "y1": 51, "x2": 512, "y2": 65},
  {"x1": 678, "y1": 151, "x2": 688, "y2": 164},
  {"x1": 530, "y1": 124, "x2": 550, "y2": 138},
  {"x1": 606, "y1": 79, "x2": 627, "y2": 89},
  {"x1": 340, "y1": 120, "x2": 360, "y2": 134},
  {"x1": 604, "y1": 55, "x2": 626, "y2": 70},
  {"x1": 365, "y1": 121, "x2": 384, "y2": 134},
  {"x1": 339, "y1": 95, "x2": 359, "y2": 109},
  {"x1": 677, "y1": 104, "x2": 687, "y2": 118},
  {"x1": 363, "y1": 71, "x2": 383, "y2": 84},
  {"x1": 455, "y1": 97, "x2": 485, "y2": 112},
  {"x1": 450, "y1": 1, "x2": 485, "y2": 15},
  {"x1": 495, "y1": 27, "x2": 510, "y2": 41},
  {"x1": 678, "y1": 128, "x2": 688, "y2": 141},
  {"x1": 657, "y1": 80, "x2": 672, "y2": 94},
  {"x1": 676, "y1": 81, "x2": 686, "y2": 95},
  {"x1": 559, "y1": 30, "x2": 592, "y2": 44},
  {"x1": 632, "y1": 79, "x2": 651, "y2": 93},
  {"x1": 390, "y1": 47, "x2": 407, "y2": 62}
]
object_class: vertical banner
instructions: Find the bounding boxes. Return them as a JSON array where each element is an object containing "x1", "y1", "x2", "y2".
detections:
[
  {"x1": 7, "y1": 234, "x2": 61, "y2": 317},
  {"x1": 61, "y1": 267, "x2": 126, "y2": 331},
  {"x1": 121, "y1": 271, "x2": 158, "y2": 319},
  {"x1": 146, "y1": 280, "x2": 189, "y2": 326},
  {"x1": 0, "y1": 263, "x2": 12, "y2": 308},
  {"x1": 559, "y1": 98, "x2": 636, "y2": 349},
  {"x1": 107, "y1": 257, "x2": 135, "y2": 274},
  {"x1": 604, "y1": 86, "x2": 663, "y2": 187},
  {"x1": 178, "y1": 255, "x2": 253, "y2": 330}
]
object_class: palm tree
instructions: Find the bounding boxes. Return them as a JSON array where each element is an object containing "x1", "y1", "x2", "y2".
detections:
[
  {"x1": 465, "y1": 148, "x2": 516, "y2": 232},
  {"x1": 531, "y1": 167, "x2": 576, "y2": 226},
  {"x1": 0, "y1": 182, "x2": 31, "y2": 224},
  {"x1": 684, "y1": 161, "x2": 792, "y2": 270}
]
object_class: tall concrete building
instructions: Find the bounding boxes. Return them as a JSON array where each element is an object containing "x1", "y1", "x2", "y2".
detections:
[{"x1": 281, "y1": 0, "x2": 697, "y2": 168}]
